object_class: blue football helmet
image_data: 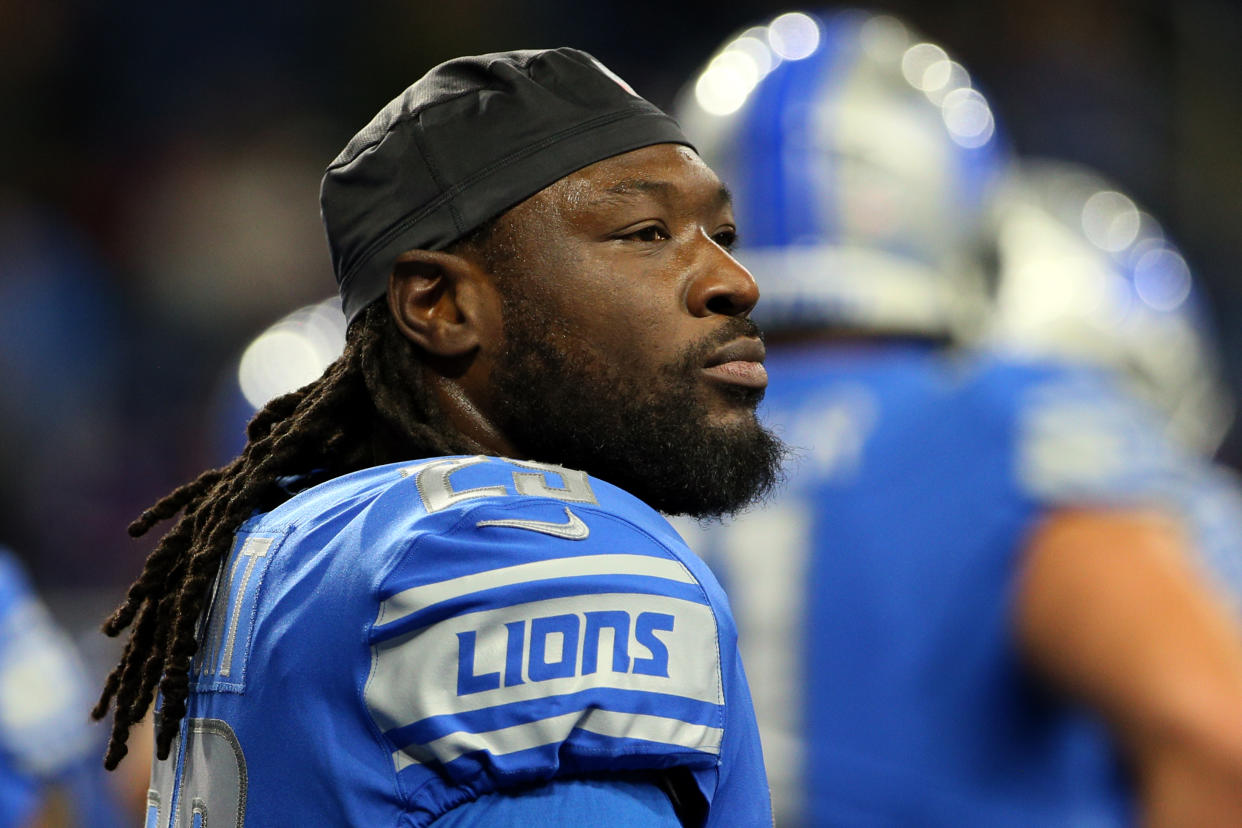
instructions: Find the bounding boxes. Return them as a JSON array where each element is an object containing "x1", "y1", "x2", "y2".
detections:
[
  {"x1": 676, "y1": 9, "x2": 1009, "y2": 340},
  {"x1": 986, "y1": 158, "x2": 1234, "y2": 454}
]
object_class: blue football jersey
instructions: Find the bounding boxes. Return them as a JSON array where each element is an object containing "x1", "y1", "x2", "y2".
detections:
[
  {"x1": 679, "y1": 344, "x2": 1197, "y2": 827},
  {"x1": 146, "y1": 456, "x2": 772, "y2": 827}
]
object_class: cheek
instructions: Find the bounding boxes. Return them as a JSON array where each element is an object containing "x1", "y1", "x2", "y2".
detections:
[
  {"x1": 595, "y1": 302, "x2": 691, "y2": 370},
  {"x1": 536, "y1": 249, "x2": 696, "y2": 363}
]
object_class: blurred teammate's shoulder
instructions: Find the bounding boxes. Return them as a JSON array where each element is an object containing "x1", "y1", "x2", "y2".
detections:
[
  {"x1": 761, "y1": 339, "x2": 1180, "y2": 497},
  {"x1": 761, "y1": 338, "x2": 1132, "y2": 433}
]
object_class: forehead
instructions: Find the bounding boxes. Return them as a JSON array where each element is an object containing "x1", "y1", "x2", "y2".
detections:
[{"x1": 554, "y1": 143, "x2": 730, "y2": 211}]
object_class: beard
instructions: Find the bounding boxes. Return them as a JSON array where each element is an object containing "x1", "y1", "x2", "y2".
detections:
[{"x1": 490, "y1": 298, "x2": 785, "y2": 518}]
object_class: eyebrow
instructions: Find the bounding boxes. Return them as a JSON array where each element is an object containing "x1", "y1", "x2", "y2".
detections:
[{"x1": 588, "y1": 178, "x2": 733, "y2": 210}]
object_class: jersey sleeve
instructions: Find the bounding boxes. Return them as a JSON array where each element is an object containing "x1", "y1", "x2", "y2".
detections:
[
  {"x1": 360, "y1": 469, "x2": 729, "y2": 822},
  {"x1": 1007, "y1": 368, "x2": 1242, "y2": 623},
  {"x1": 1009, "y1": 366, "x2": 1187, "y2": 509}
]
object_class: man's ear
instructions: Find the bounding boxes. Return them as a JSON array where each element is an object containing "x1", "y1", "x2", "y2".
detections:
[{"x1": 386, "y1": 249, "x2": 497, "y2": 358}]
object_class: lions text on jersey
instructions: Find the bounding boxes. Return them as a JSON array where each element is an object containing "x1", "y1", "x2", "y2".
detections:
[{"x1": 146, "y1": 456, "x2": 771, "y2": 827}]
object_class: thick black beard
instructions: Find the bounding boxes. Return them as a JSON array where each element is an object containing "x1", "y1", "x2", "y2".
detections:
[{"x1": 491, "y1": 305, "x2": 785, "y2": 518}]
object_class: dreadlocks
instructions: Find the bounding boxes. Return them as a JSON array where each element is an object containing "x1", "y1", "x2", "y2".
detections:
[{"x1": 91, "y1": 221, "x2": 505, "y2": 769}]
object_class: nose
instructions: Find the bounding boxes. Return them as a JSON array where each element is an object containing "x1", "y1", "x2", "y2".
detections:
[{"x1": 685, "y1": 235, "x2": 760, "y2": 318}]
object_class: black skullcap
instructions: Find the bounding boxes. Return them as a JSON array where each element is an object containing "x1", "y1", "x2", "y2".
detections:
[{"x1": 321, "y1": 48, "x2": 693, "y2": 322}]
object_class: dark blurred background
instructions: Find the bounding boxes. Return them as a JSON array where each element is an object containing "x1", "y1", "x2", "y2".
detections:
[{"x1": 1, "y1": 0, "x2": 1239, "y2": 626}]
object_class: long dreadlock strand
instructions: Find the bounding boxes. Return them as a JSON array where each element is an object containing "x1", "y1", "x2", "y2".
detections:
[
  {"x1": 102, "y1": 507, "x2": 213, "y2": 638},
  {"x1": 126, "y1": 467, "x2": 229, "y2": 538},
  {"x1": 94, "y1": 300, "x2": 477, "y2": 768},
  {"x1": 91, "y1": 632, "x2": 134, "y2": 720},
  {"x1": 152, "y1": 464, "x2": 288, "y2": 758},
  {"x1": 100, "y1": 595, "x2": 163, "y2": 768},
  {"x1": 127, "y1": 593, "x2": 176, "y2": 722},
  {"x1": 96, "y1": 322, "x2": 360, "y2": 765},
  {"x1": 245, "y1": 387, "x2": 310, "y2": 441},
  {"x1": 97, "y1": 218, "x2": 505, "y2": 770}
]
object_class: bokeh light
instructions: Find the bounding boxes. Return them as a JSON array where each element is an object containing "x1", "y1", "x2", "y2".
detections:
[
  {"x1": 768, "y1": 12, "x2": 821, "y2": 61},
  {"x1": 237, "y1": 299, "x2": 346, "y2": 410},
  {"x1": 1134, "y1": 246, "x2": 1193, "y2": 311},
  {"x1": 1081, "y1": 190, "x2": 1141, "y2": 252}
]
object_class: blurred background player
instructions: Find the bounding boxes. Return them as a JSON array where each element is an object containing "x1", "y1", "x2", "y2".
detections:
[
  {"x1": 676, "y1": 9, "x2": 1242, "y2": 825},
  {"x1": 986, "y1": 159, "x2": 1242, "y2": 617},
  {"x1": 0, "y1": 545, "x2": 126, "y2": 828}
]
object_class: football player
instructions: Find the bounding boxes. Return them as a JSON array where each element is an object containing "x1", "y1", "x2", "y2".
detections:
[
  {"x1": 94, "y1": 50, "x2": 782, "y2": 827},
  {"x1": 987, "y1": 158, "x2": 1242, "y2": 617}
]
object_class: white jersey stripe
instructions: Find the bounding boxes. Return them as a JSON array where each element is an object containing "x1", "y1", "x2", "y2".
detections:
[
  {"x1": 393, "y1": 707, "x2": 723, "y2": 772},
  {"x1": 376, "y1": 552, "x2": 698, "y2": 626}
]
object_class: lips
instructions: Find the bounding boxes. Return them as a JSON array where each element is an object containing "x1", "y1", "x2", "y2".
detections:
[{"x1": 702, "y1": 338, "x2": 768, "y2": 389}]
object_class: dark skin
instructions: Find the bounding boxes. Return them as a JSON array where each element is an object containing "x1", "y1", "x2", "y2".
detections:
[{"x1": 386, "y1": 143, "x2": 764, "y2": 455}]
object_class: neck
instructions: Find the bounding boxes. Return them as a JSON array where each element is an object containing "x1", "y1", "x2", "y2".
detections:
[{"x1": 425, "y1": 370, "x2": 517, "y2": 458}]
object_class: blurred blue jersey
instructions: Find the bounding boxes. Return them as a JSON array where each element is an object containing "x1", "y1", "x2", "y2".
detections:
[
  {"x1": 146, "y1": 456, "x2": 771, "y2": 827},
  {"x1": 0, "y1": 549, "x2": 125, "y2": 828},
  {"x1": 680, "y1": 344, "x2": 1203, "y2": 826}
]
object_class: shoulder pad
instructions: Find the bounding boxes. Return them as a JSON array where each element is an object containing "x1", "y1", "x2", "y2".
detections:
[
  {"x1": 363, "y1": 458, "x2": 726, "y2": 811},
  {"x1": 1010, "y1": 365, "x2": 1182, "y2": 504}
]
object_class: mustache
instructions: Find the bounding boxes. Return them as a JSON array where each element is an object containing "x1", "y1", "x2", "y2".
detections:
[{"x1": 675, "y1": 316, "x2": 765, "y2": 371}]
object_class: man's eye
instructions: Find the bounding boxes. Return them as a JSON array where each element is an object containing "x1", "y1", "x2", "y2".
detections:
[
  {"x1": 713, "y1": 229, "x2": 739, "y2": 252},
  {"x1": 623, "y1": 225, "x2": 669, "y2": 242}
]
